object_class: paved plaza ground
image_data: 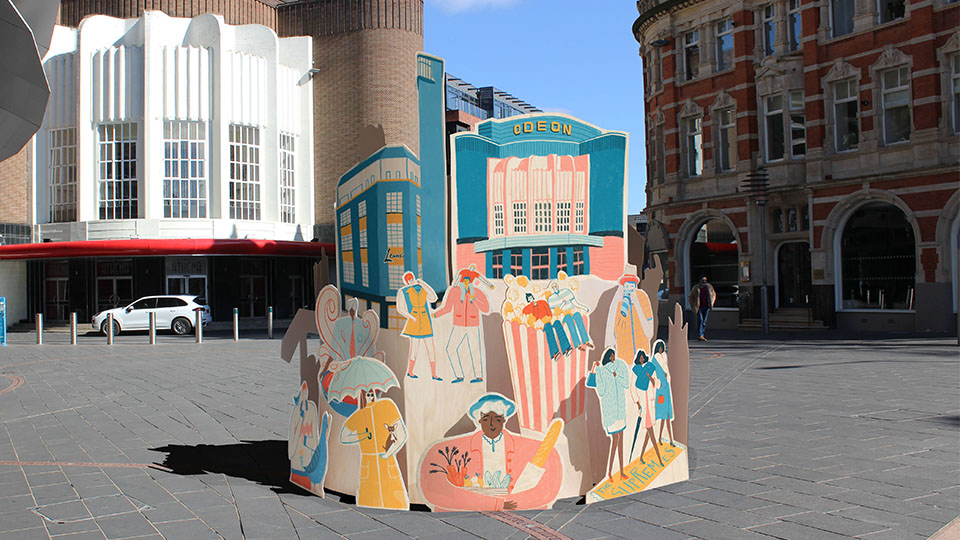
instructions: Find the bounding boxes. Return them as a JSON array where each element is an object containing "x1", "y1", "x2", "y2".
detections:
[{"x1": 0, "y1": 327, "x2": 957, "y2": 539}]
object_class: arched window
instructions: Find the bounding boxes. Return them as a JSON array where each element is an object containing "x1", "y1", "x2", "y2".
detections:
[
  {"x1": 840, "y1": 202, "x2": 916, "y2": 310},
  {"x1": 689, "y1": 218, "x2": 739, "y2": 308}
]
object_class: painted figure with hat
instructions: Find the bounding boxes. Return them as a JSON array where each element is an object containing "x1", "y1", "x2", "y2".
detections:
[
  {"x1": 397, "y1": 271, "x2": 442, "y2": 381},
  {"x1": 605, "y1": 264, "x2": 655, "y2": 362},
  {"x1": 418, "y1": 393, "x2": 564, "y2": 511},
  {"x1": 435, "y1": 265, "x2": 493, "y2": 383}
]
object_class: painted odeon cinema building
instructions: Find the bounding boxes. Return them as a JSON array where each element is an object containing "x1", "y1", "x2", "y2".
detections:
[{"x1": 451, "y1": 115, "x2": 629, "y2": 282}]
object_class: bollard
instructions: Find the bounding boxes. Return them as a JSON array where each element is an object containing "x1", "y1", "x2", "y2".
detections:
[
  {"x1": 233, "y1": 308, "x2": 239, "y2": 341},
  {"x1": 149, "y1": 312, "x2": 156, "y2": 345},
  {"x1": 106, "y1": 313, "x2": 114, "y2": 345},
  {"x1": 267, "y1": 306, "x2": 273, "y2": 339},
  {"x1": 36, "y1": 313, "x2": 43, "y2": 345},
  {"x1": 195, "y1": 310, "x2": 202, "y2": 344},
  {"x1": 70, "y1": 312, "x2": 77, "y2": 345}
]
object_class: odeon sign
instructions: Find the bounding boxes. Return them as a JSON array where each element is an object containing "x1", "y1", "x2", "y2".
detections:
[{"x1": 512, "y1": 120, "x2": 574, "y2": 136}]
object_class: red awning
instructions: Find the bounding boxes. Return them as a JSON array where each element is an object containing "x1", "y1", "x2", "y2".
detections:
[{"x1": 0, "y1": 238, "x2": 335, "y2": 260}]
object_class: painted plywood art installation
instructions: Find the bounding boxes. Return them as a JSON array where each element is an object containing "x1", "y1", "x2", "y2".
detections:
[{"x1": 278, "y1": 51, "x2": 689, "y2": 512}]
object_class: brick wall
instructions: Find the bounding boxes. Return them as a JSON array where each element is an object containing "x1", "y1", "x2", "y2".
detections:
[
  {"x1": 0, "y1": 144, "x2": 31, "y2": 226},
  {"x1": 57, "y1": 0, "x2": 278, "y2": 28}
]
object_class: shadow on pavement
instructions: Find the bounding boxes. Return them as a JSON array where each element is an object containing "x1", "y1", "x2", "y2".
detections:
[{"x1": 150, "y1": 440, "x2": 307, "y2": 495}]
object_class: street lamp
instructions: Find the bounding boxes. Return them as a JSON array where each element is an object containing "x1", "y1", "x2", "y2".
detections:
[{"x1": 743, "y1": 168, "x2": 770, "y2": 335}]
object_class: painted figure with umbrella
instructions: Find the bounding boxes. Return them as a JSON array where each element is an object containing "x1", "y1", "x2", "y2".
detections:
[{"x1": 334, "y1": 357, "x2": 410, "y2": 510}]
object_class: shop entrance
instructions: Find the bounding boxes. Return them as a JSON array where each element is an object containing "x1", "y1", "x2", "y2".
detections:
[
  {"x1": 239, "y1": 275, "x2": 267, "y2": 317},
  {"x1": 96, "y1": 260, "x2": 134, "y2": 313},
  {"x1": 777, "y1": 241, "x2": 812, "y2": 307}
]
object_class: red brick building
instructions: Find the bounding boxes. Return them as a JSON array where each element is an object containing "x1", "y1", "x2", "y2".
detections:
[{"x1": 633, "y1": 0, "x2": 958, "y2": 333}]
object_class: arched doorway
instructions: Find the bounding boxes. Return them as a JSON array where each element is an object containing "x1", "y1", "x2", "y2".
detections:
[
  {"x1": 777, "y1": 241, "x2": 811, "y2": 307},
  {"x1": 688, "y1": 218, "x2": 738, "y2": 308},
  {"x1": 839, "y1": 202, "x2": 916, "y2": 310}
]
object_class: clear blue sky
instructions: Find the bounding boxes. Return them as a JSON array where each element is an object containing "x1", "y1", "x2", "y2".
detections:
[{"x1": 423, "y1": 0, "x2": 648, "y2": 213}]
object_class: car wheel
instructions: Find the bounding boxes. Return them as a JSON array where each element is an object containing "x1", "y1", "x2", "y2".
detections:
[
  {"x1": 172, "y1": 317, "x2": 193, "y2": 336},
  {"x1": 100, "y1": 320, "x2": 121, "y2": 336}
]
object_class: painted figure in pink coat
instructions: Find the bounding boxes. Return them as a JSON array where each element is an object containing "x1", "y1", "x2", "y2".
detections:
[
  {"x1": 419, "y1": 394, "x2": 563, "y2": 511},
  {"x1": 434, "y1": 266, "x2": 492, "y2": 383}
]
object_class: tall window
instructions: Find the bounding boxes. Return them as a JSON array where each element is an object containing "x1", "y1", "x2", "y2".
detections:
[
  {"x1": 359, "y1": 200, "x2": 368, "y2": 287},
  {"x1": 655, "y1": 123, "x2": 666, "y2": 183},
  {"x1": 386, "y1": 192, "x2": 403, "y2": 289},
  {"x1": 163, "y1": 121, "x2": 207, "y2": 219},
  {"x1": 513, "y1": 201, "x2": 527, "y2": 234},
  {"x1": 98, "y1": 123, "x2": 139, "y2": 220},
  {"x1": 511, "y1": 251, "x2": 524, "y2": 276},
  {"x1": 557, "y1": 202, "x2": 571, "y2": 232},
  {"x1": 878, "y1": 0, "x2": 905, "y2": 23},
  {"x1": 572, "y1": 247, "x2": 585, "y2": 275},
  {"x1": 229, "y1": 124, "x2": 260, "y2": 220},
  {"x1": 574, "y1": 201, "x2": 585, "y2": 233},
  {"x1": 416, "y1": 194, "x2": 422, "y2": 278},
  {"x1": 531, "y1": 248, "x2": 549, "y2": 280},
  {"x1": 340, "y1": 209, "x2": 354, "y2": 284},
  {"x1": 953, "y1": 54, "x2": 960, "y2": 134},
  {"x1": 683, "y1": 30, "x2": 699, "y2": 81},
  {"x1": 787, "y1": 0, "x2": 802, "y2": 52},
  {"x1": 556, "y1": 249, "x2": 567, "y2": 275},
  {"x1": 49, "y1": 127, "x2": 77, "y2": 222},
  {"x1": 716, "y1": 19, "x2": 734, "y2": 72},
  {"x1": 493, "y1": 203, "x2": 505, "y2": 235},
  {"x1": 279, "y1": 133, "x2": 296, "y2": 224},
  {"x1": 491, "y1": 252, "x2": 503, "y2": 279},
  {"x1": 832, "y1": 0, "x2": 855, "y2": 37},
  {"x1": 685, "y1": 117, "x2": 703, "y2": 176},
  {"x1": 534, "y1": 201, "x2": 552, "y2": 233},
  {"x1": 765, "y1": 95, "x2": 785, "y2": 161},
  {"x1": 789, "y1": 90, "x2": 806, "y2": 157},
  {"x1": 834, "y1": 80, "x2": 860, "y2": 151},
  {"x1": 762, "y1": 5, "x2": 776, "y2": 56},
  {"x1": 881, "y1": 67, "x2": 911, "y2": 144},
  {"x1": 716, "y1": 108, "x2": 735, "y2": 172}
]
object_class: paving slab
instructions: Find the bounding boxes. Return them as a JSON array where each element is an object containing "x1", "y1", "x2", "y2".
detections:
[{"x1": 0, "y1": 334, "x2": 955, "y2": 539}]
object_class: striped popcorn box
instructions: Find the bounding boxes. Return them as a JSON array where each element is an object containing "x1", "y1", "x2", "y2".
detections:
[{"x1": 501, "y1": 318, "x2": 590, "y2": 434}]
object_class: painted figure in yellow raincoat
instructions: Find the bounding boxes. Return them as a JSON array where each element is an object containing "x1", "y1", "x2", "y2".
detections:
[
  {"x1": 339, "y1": 389, "x2": 410, "y2": 510},
  {"x1": 605, "y1": 264, "x2": 654, "y2": 362}
]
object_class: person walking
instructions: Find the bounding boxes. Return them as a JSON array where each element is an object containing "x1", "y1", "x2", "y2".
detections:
[{"x1": 688, "y1": 275, "x2": 716, "y2": 341}]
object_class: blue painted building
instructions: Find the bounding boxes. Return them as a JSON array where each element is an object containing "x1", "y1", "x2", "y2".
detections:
[
  {"x1": 451, "y1": 114, "x2": 628, "y2": 282},
  {"x1": 336, "y1": 53, "x2": 447, "y2": 328}
]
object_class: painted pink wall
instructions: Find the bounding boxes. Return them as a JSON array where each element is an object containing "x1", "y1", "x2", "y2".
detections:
[{"x1": 589, "y1": 236, "x2": 624, "y2": 281}]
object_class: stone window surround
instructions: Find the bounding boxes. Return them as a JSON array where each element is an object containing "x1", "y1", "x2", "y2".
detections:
[
  {"x1": 820, "y1": 58, "x2": 864, "y2": 154},
  {"x1": 646, "y1": 110, "x2": 666, "y2": 185},
  {"x1": 935, "y1": 31, "x2": 960, "y2": 135},
  {"x1": 678, "y1": 99, "x2": 706, "y2": 178},
  {"x1": 817, "y1": 0, "x2": 912, "y2": 43},
  {"x1": 755, "y1": 60, "x2": 806, "y2": 164},
  {"x1": 710, "y1": 90, "x2": 738, "y2": 174},
  {"x1": 868, "y1": 47, "x2": 913, "y2": 148},
  {"x1": 671, "y1": 5, "x2": 742, "y2": 87}
]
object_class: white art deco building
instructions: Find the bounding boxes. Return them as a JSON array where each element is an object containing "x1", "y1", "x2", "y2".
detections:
[{"x1": 0, "y1": 12, "x2": 323, "y2": 325}]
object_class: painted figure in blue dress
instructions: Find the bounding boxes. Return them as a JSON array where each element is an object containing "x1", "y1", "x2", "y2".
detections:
[
  {"x1": 631, "y1": 350, "x2": 664, "y2": 466},
  {"x1": 289, "y1": 381, "x2": 331, "y2": 496},
  {"x1": 587, "y1": 347, "x2": 630, "y2": 483},
  {"x1": 650, "y1": 339, "x2": 675, "y2": 447}
]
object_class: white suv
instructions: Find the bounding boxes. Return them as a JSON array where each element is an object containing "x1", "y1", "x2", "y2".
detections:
[{"x1": 92, "y1": 295, "x2": 212, "y2": 335}]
